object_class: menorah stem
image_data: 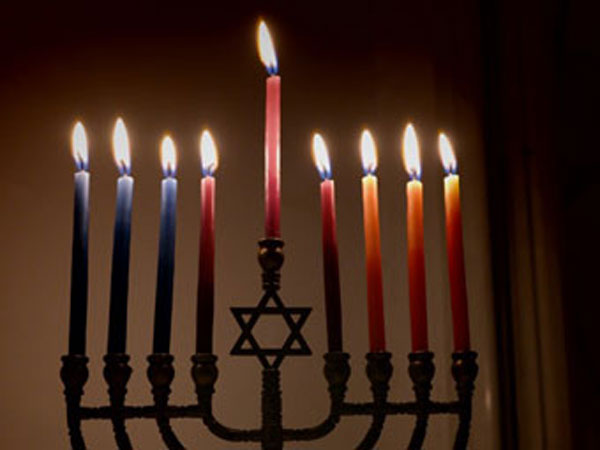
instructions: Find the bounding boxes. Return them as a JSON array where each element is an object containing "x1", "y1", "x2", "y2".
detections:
[
  {"x1": 451, "y1": 351, "x2": 478, "y2": 450},
  {"x1": 103, "y1": 354, "x2": 133, "y2": 450},
  {"x1": 60, "y1": 355, "x2": 89, "y2": 450},
  {"x1": 147, "y1": 354, "x2": 185, "y2": 450},
  {"x1": 262, "y1": 368, "x2": 283, "y2": 450},
  {"x1": 65, "y1": 402, "x2": 85, "y2": 450},
  {"x1": 356, "y1": 352, "x2": 393, "y2": 450},
  {"x1": 407, "y1": 352, "x2": 435, "y2": 450}
]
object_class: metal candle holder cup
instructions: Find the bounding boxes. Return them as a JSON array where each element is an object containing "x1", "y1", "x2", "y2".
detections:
[{"x1": 61, "y1": 238, "x2": 478, "y2": 449}]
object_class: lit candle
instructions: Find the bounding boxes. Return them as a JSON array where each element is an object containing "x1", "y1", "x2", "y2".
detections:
[
  {"x1": 107, "y1": 118, "x2": 134, "y2": 354},
  {"x1": 152, "y1": 136, "x2": 178, "y2": 354},
  {"x1": 68, "y1": 122, "x2": 90, "y2": 355},
  {"x1": 196, "y1": 130, "x2": 218, "y2": 354},
  {"x1": 439, "y1": 133, "x2": 470, "y2": 351},
  {"x1": 360, "y1": 130, "x2": 386, "y2": 352},
  {"x1": 402, "y1": 124, "x2": 428, "y2": 352},
  {"x1": 312, "y1": 133, "x2": 342, "y2": 352},
  {"x1": 258, "y1": 21, "x2": 281, "y2": 238}
]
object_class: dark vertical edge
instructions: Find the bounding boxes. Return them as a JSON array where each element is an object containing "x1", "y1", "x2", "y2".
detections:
[
  {"x1": 553, "y1": 0, "x2": 577, "y2": 446},
  {"x1": 479, "y1": 1, "x2": 519, "y2": 448}
]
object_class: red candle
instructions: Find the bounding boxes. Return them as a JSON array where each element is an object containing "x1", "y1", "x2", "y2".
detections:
[
  {"x1": 360, "y1": 130, "x2": 386, "y2": 352},
  {"x1": 402, "y1": 124, "x2": 429, "y2": 352},
  {"x1": 312, "y1": 134, "x2": 342, "y2": 352},
  {"x1": 196, "y1": 130, "x2": 218, "y2": 354},
  {"x1": 439, "y1": 133, "x2": 470, "y2": 351},
  {"x1": 258, "y1": 21, "x2": 281, "y2": 238}
]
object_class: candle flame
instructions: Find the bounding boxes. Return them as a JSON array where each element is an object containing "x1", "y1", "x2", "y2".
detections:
[
  {"x1": 72, "y1": 121, "x2": 88, "y2": 171},
  {"x1": 200, "y1": 130, "x2": 218, "y2": 176},
  {"x1": 112, "y1": 118, "x2": 131, "y2": 175},
  {"x1": 312, "y1": 133, "x2": 331, "y2": 180},
  {"x1": 360, "y1": 129, "x2": 377, "y2": 175},
  {"x1": 438, "y1": 133, "x2": 457, "y2": 174},
  {"x1": 161, "y1": 135, "x2": 177, "y2": 177},
  {"x1": 402, "y1": 123, "x2": 421, "y2": 180},
  {"x1": 257, "y1": 21, "x2": 278, "y2": 75}
]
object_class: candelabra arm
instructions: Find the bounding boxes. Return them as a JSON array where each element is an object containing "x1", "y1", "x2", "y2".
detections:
[
  {"x1": 282, "y1": 352, "x2": 350, "y2": 441},
  {"x1": 61, "y1": 228, "x2": 480, "y2": 449},
  {"x1": 103, "y1": 353, "x2": 133, "y2": 450},
  {"x1": 147, "y1": 354, "x2": 185, "y2": 450},
  {"x1": 407, "y1": 352, "x2": 435, "y2": 450},
  {"x1": 60, "y1": 355, "x2": 89, "y2": 450},
  {"x1": 191, "y1": 354, "x2": 262, "y2": 442},
  {"x1": 356, "y1": 352, "x2": 393, "y2": 450},
  {"x1": 451, "y1": 351, "x2": 478, "y2": 450}
]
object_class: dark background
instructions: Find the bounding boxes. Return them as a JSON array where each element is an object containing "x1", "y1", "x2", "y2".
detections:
[
  {"x1": 554, "y1": 1, "x2": 600, "y2": 447},
  {"x1": 0, "y1": 0, "x2": 597, "y2": 448},
  {"x1": 480, "y1": 0, "x2": 600, "y2": 446}
]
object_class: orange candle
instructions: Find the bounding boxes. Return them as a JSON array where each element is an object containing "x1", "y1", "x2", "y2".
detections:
[
  {"x1": 360, "y1": 130, "x2": 386, "y2": 352},
  {"x1": 402, "y1": 124, "x2": 428, "y2": 352},
  {"x1": 439, "y1": 133, "x2": 470, "y2": 351}
]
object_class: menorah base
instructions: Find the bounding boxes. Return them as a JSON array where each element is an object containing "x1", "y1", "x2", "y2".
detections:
[
  {"x1": 61, "y1": 350, "x2": 477, "y2": 449},
  {"x1": 61, "y1": 238, "x2": 478, "y2": 449}
]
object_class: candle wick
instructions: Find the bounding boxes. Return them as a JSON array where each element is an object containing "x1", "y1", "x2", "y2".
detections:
[
  {"x1": 445, "y1": 166, "x2": 458, "y2": 176},
  {"x1": 118, "y1": 162, "x2": 130, "y2": 177},
  {"x1": 163, "y1": 164, "x2": 176, "y2": 178},
  {"x1": 319, "y1": 169, "x2": 331, "y2": 181},
  {"x1": 118, "y1": 159, "x2": 132, "y2": 176}
]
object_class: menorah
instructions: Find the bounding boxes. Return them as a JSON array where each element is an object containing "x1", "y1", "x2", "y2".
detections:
[{"x1": 60, "y1": 238, "x2": 478, "y2": 450}]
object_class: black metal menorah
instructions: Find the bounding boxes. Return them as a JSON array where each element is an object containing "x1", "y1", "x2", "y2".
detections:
[{"x1": 60, "y1": 238, "x2": 478, "y2": 449}]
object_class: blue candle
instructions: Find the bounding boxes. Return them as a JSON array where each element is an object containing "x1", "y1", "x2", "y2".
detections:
[
  {"x1": 152, "y1": 136, "x2": 178, "y2": 354},
  {"x1": 69, "y1": 122, "x2": 90, "y2": 355},
  {"x1": 107, "y1": 118, "x2": 134, "y2": 354}
]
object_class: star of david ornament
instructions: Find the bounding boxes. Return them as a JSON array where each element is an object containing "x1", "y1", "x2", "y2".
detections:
[{"x1": 230, "y1": 238, "x2": 312, "y2": 369}]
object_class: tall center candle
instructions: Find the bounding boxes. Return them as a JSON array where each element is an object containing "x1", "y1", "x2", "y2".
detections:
[
  {"x1": 68, "y1": 122, "x2": 90, "y2": 355},
  {"x1": 360, "y1": 130, "x2": 386, "y2": 352},
  {"x1": 107, "y1": 118, "x2": 134, "y2": 355},
  {"x1": 439, "y1": 133, "x2": 470, "y2": 351},
  {"x1": 312, "y1": 134, "x2": 343, "y2": 352},
  {"x1": 196, "y1": 130, "x2": 218, "y2": 354},
  {"x1": 402, "y1": 124, "x2": 428, "y2": 352},
  {"x1": 258, "y1": 21, "x2": 281, "y2": 238},
  {"x1": 152, "y1": 136, "x2": 178, "y2": 354}
]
